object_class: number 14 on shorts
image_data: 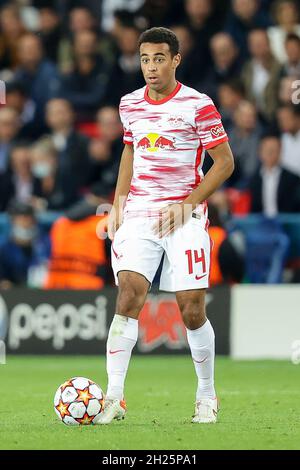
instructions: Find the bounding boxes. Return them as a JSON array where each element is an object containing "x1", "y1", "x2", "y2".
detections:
[{"x1": 185, "y1": 249, "x2": 207, "y2": 280}]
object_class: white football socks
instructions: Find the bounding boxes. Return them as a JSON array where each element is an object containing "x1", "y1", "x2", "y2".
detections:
[
  {"x1": 106, "y1": 314, "x2": 138, "y2": 400},
  {"x1": 186, "y1": 319, "x2": 216, "y2": 400}
]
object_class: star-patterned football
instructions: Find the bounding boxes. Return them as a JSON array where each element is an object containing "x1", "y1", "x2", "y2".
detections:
[{"x1": 54, "y1": 377, "x2": 104, "y2": 425}]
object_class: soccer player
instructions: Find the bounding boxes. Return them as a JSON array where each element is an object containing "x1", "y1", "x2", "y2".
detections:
[{"x1": 98, "y1": 27, "x2": 234, "y2": 425}]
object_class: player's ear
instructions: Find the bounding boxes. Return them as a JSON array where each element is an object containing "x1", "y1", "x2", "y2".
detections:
[{"x1": 173, "y1": 53, "x2": 181, "y2": 69}]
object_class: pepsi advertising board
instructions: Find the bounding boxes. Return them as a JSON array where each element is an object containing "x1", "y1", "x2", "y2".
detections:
[{"x1": 0, "y1": 288, "x2": 230, "y2": 355}]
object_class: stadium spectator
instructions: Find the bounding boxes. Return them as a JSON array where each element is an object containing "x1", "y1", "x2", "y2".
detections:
[
  {"x1": 228, "y1": 100, "x2": 263, "y2": 187},
  {"x1": 182, "y1": 0, "x2": 216, "y2": 74},
  {"x1": 68, "y1": 6, "x2": 97, "y2": 33},
  {"x1": 110, "y1": 9, "x2": 142, "y2": 43},
  {"x1": 31, "y1": 136, "x2": 79, "y2": 211},
  {"x1": 14, "y1": 33, "x2": 60, "y2": 129},
  {"x1": 92, "y1": 106, "x2": 123, "y2": 156},
  {"x1": 184, "y1": 0, "x2": 219, "y2": 39},
  {"x1": 58, "y1": 29, "x2": 111, "y2": 120},
  {"x1": 281, "y1": 33, "x2": 300, "y2": 78},
  {"x1": 217, "y1": 80, "x2": 245, "y2": 131},
  {"x1": 200, "y1": 32, "x2": 241, "y2": 100},
  {"x1": 138, "y1": 0, "x2": 185, "y2": 29},
  {"x1": 44, "y1": 213, "x2": 109, "y2": 289},
  {"x1": 69, "y1": 2, "x2": 97, "y2": 33},
  {"x1": 37, "y1": 6, "x2": 62, "y2": 63},
  {"x1": 6, "y1": 142, "x2": 33, "y2": 207},
  {"x1": 170, "y1": 25, "x2": 201, "y2": 88},
  {"x1": 278, "y1": 75, "x2": 298, "y2": 105},
  {"x1": 0, "y1": 4, "x2": 25, "y2": 71},
  {"x1": 45, "y1": 98, "x2": 91, "y2": 191},
  {"x1": 277, "y1": 104, "x2": 300, "y2": 176},
  {"x1": 225, "y1": 0, "x2": 271, "y2": 58},
  {"x1": 0, "y1": 107, "x2": 20, "y2": 175},
  {"x1": 58, "y1": 7, "x2": 95, "y2": 73},
  {"x1": 5, "y1": 80, "x2": 38, "y2": 139},
  {"x1": 242, "y1": 28, "x2": 282, "y2": 122},
  {"x1": 0, "y1": 201, "x2": 50, "y2": 288},
  {"x1": 106, "y1": 24, "x2": 144, "y2": 106},
  {"x1": 88, "y1": 106, "x2": 123, "y2": 199},
  {"x1": 249, "y1": 134, "x2": 300, "y2": 215},
  {"x1": 268, "y1": 0, "x2": 300, "y2": 63},
  {"x1": 0, "y1": 140, "x2": 33, "y2": 213}
]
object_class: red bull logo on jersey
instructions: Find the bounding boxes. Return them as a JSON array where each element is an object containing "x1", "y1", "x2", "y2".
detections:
[
  {"x1": 138, "y1": 295, "x2": 188, "y2": 352},
  {"x1": 136, "y1": 133, "x2": 176, "y2": 152}
]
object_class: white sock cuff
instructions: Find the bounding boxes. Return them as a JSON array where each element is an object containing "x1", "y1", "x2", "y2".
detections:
[
  {"x1": 109, "y1": 314, "x2": 138, "y2": 341},
  {"x1": 186, "y1": 319, "x2": 215, "y2": 345}
]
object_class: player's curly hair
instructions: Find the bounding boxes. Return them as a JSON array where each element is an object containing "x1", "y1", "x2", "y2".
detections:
[{"x1": 138, "y1": 27, "x2": 179, "y2": 57}]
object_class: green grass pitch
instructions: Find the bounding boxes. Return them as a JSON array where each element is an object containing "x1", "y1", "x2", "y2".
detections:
[{"x1": 1, "y1": 355, "x2": 300, "y2": 450}]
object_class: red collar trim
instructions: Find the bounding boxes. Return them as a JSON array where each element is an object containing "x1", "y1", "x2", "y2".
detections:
[{"x1": 144, "y1": 81, "x2": 182, "y2": 105}]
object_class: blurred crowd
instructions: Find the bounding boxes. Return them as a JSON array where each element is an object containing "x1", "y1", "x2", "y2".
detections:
[{"x1": 1, "y1": 0, "x2": 300, "y2": 288}]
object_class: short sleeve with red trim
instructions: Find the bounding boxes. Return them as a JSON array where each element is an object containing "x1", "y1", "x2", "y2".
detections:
[
  {"x1": 195, "y1": 96, "x2": 228, "y2": 150},
  {"x1": 119, "y1": 97, "x2": 133, "y2": 146}
]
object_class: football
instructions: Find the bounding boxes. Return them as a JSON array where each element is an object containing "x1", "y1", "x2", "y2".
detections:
[{"x1": 54, "y1": 377, "x2": 104, "y2": 425}]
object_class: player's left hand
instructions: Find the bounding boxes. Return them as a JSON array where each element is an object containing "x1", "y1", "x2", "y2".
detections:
[{"x1": 153, "y1": 203, "x2": 192, "y2": 238}]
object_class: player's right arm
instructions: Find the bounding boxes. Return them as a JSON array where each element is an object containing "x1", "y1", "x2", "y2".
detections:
[{"x1": 108, "y1": 144, "x2": 133, "y2": 240}]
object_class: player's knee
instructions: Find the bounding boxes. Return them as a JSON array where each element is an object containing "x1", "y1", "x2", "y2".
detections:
[
  {"x1": 181, "y1": 302, "x2": 206, "y2": 330},
  {"x1": 117, "y1": 284, "x2": 145, "y2": 316}
]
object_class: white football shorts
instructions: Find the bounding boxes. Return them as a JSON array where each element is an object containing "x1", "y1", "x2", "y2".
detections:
[{"x1": 111, "y1": 213, "x2": 211, "y2": 292}]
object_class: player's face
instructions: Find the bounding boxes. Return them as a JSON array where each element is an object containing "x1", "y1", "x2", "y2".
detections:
[{"x1": 140, "y1": 42, "x2": 181, "y2": 92}]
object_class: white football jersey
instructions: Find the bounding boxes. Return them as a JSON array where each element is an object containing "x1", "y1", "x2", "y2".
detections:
[{"x1": 119, "y1": 81, "x2": 228, "y2": 220}]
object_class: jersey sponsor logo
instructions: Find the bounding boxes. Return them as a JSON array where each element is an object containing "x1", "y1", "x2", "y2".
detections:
[
  {"x1": 136, "y1": 133, "x2": 176, "y2": 152},
  {"x1": 195, "y1": 274, "x2": 207, "y2": 281},
  {"x1": 138, "y1": 295, "x2": 187, "y2": 352},
  {"x1": 166, "y1": 115, "x2": 185, "y2": 127},
  {"x1": 210, "y1": 124, "x2": 225, "y2": 139}
]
